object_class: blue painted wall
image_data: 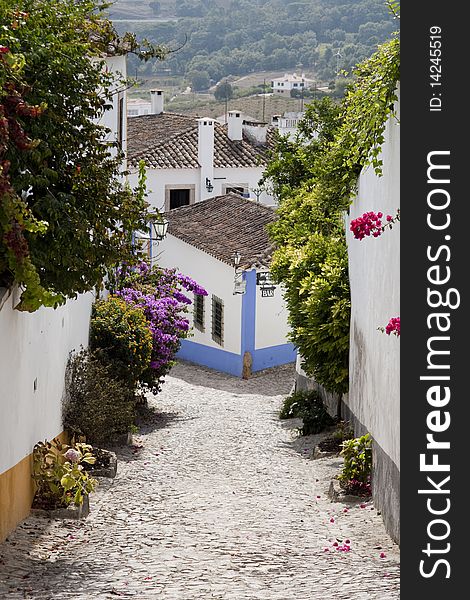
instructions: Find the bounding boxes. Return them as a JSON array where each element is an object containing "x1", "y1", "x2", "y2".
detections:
[
  {"x1": 178, "y1": 339, "x2": 243, "y2": 377},
  {"x1": 177, "y1": 267, "x2": 295, "y2": 377}
]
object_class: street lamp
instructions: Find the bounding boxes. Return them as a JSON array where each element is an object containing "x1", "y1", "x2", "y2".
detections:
[
  {"x1": 231, "y1": 251, "x2": 246, "y2": 294},
  {"x1": 205, "y1": 177, "x2": 214, "y2": 193},
  {"x1": 147, "y1": 212, "x2": 169, "y2": 241}
]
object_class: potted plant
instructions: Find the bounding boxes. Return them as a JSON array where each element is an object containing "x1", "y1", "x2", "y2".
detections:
[{"x1": 31, "y1": 439, "x2": 98, "y2": 519}]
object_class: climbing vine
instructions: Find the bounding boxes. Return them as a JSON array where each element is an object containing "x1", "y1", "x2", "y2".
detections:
[{"x1": 266, "y1": 33, "x2": 400, "y2": 394}]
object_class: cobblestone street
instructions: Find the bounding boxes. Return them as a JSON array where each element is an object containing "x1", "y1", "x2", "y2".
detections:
[{"x1": 0, "y1": 362, "x2": 400, "y2": 599}]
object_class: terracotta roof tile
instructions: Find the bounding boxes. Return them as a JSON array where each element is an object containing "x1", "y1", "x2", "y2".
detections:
[
  {"x1": 165, "y1": 194, "x2": 277, "y2": 269},
  {"x1": 127, "y1": 113, "x2": 274, "y2": 169}
]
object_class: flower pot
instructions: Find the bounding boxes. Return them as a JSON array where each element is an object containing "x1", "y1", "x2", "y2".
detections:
[{"x1": 30, "y1": 493, "x2": 90, "y2": 520}]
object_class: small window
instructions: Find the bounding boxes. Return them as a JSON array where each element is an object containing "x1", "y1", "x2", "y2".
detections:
[
  {"x1": 117, "y1": 96, "x2": 124, "y2": 149},
  {"x1": 211, "y1": 295, "x2": 224, "y2": 346},
  {"x1": 170, "y1": 188, "x2": 190, "y2": 210},
  {"x1": 194, "y1": 294, "x2": 205, "y2": 332},
  {"x1": 225, "y1": 186, "x2": 245, "y2": 196}
]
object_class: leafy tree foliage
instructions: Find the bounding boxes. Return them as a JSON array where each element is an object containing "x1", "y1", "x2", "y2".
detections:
[
  {"x1": 188, "y1": 69, "x2": 211, "y2": 91},
  {"x1": 214, "y1": 81, "x2": 233, "y2": 101},
  {"x1": 265, "y1": 37, "x2": 400, "y2": 394},
  {"x1": 121, "y1": 0, "x2": 395, "y2": 85},
  {"x1": 0, "y1": 0, "x2": 166, "y2": 311}
]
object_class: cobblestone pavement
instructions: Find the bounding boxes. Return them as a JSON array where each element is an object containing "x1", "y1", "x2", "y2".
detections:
[{"x1": 0, "y1": 362, "x2": 399, "y2": 599}]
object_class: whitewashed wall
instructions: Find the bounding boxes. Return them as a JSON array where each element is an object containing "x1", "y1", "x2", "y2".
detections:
[
  {"x1": 345, "y1": 101, "x2": 400, "y2": 470},
  {"x1": 255, "y1": 281, "x2": 291, "y2": 349},
  {"x1": 128, "y1": 168, "x2": 199, "y2": 213},
  {"x1": 213, "y1": 167, "x2": 274, "y2": 205},
  {"x1": 156, "y1": 235, "x2": 242, "y2": 355},
  {"x1": 98, "y1": 55, "x2": 127, "y2": 164},
  {"x1": 0, "y1": 291, "x2": 93, "y2": 475},
  {"x1": 128, "y1": 166, "x2": 274, "y2": 210}
]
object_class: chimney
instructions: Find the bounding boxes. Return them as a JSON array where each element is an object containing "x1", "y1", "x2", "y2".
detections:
[
  {"x1": 150, "y1": 89, "x2": 164, "y2": 115},
  {"x1": 227, "y1": 110, "x2": 243, "y2": 141},
  {"x1": 197, "y1": 118, "x2": 215, "y2": 200},
  {"x1": 243, "y1": 123, "x2": 268, "y2": 145}
]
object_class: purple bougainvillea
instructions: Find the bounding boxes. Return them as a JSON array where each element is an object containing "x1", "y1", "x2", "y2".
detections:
[{"x1": 114, "y1": 262, "x2": 207, "y2": 392}]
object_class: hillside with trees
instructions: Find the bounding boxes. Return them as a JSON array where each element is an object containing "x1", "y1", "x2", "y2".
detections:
[{"x1": 111, "y1": 0, "x2": 396, "y2": 87}]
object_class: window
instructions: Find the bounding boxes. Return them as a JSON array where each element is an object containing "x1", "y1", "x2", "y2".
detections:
[
  {"x1": 117, "y1": 96, "x2": 124, "y2": 149},
  {"x1": 194, "y1": 294, "x2": 205, "y2": 332},
  {"x1": 211, "y1": 295, "x2": 224, "y2": 346},
  {"x1": 223, "y1": 183, "x2": 248, "y2": 197},
  {"x1": 225, "y1": 186, "x2": 245, "y2": 196},
  {"x1": 169, "y1": 189, "x2": 190, "y2": 210},
  {"x1": 165, "y1": 185, "x2": 195, "y2": 211}
]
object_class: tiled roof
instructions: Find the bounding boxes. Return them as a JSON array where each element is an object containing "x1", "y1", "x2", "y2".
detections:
[
  {"x1": 127, "y1": 112, "x2": 274, "y2": 169},
  {"x1": 165, "y1": 194, "x2": 277, "y2": 269}
]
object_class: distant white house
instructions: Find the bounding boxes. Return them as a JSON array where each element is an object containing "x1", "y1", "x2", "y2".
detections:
[
  {"x1": 127, "y1": 98, "x2": 152, "y2": 117},
  {"x1": 156, "y1": 193, "x2": 296, "y2": 377},
  {"x1": 126, "y1": 91, "x2": 276, "y2": 209},
  {"x1": 271, "y1": 73, "x2": 314, "y2": 95},
  {"x1": 272, "y1": 111, "x2": 306, "y2": 139}
]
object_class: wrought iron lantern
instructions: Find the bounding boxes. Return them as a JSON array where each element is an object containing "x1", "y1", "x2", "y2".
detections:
[
  {"x1": 148, "y1": 213, "x2": 169, "y2": 241},
  {"x1": 205, "y1": 177, "x2": 214, "y2": 193}
]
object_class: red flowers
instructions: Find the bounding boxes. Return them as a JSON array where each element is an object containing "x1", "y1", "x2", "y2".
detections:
[
  {"x1": 385, "y1": 317, "x2": 400, "y2": 337},
  {"x1": 350, "y1": 209, "x2": 400, "y2": 240},
  {"x1": 350, "y1": 211, "x2": 387, "y2": 240},
  {"x1": 0, "y1": 46, "x2": 10, "y2": 54}
]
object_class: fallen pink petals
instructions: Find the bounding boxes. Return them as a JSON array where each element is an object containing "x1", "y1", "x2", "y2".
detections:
[{"x1": 380, "y1": 552, "x2": 387, "y2": 559}]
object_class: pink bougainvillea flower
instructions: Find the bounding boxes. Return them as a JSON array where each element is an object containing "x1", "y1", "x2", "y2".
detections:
[
  {"x1": 360, "y1": 504, "x2": 367, "y2": 509},
  {"x1": 343, "y1": 508, "x2": 349, "y2": 513},
  {"x1": 332, "y1": 541, "x2": 339, "y2": 547},
  {"x1": 330, "y1": 517, "x2": 335, "y2": 523},
  {"x1": 323, "y1": 547, "x2": 329, "y2": 552},
  {"x1": 345, "y1": 539, "x2": 351, "y2": 544},
  {"x1": 385, "y1": 317, "x2": 400, "y2": 337},
  {"x1": 350, "y1": 209, "x2": 399, "y2": 240},
  {"x1": 380, "y1": 552, "x2": 386, "y2": 559},
  {"x1": 0, "y1": 46, "x2": 10, "y2": 54}
]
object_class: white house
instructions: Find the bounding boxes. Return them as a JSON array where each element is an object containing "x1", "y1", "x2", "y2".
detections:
[
  {"x1": 156, "y1": 193, "x2": 296, "y2": 377},
  {"x1": 126, "y1": 91, "x2": 276, "y2": 209},
  {"x1": 127, "y1": 98, "x2": 152, "y2": 117},
  {"x1": 271, "y1": 73, "x2": 314, "y2": 95},
  {"x1": 271, "y1": 111, "x2": 306, "y2": 139},
  {"x1": 0, "y1": 54, "x2": 128, "y2": 542}
]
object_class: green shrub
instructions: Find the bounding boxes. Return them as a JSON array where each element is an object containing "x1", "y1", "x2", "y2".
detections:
[
  {"x1": 63, "y1": 349, "x2": 136, "y2": 445},
  {"x1": 339, "y1": 433, "x2": 372, "y2": 484},
  {"x1": 332, "y1": 420, "x2": 354, "y2": 442},
  {"x1": 89, "y1": 296, "x2": 153, "y2": 388},
  {"x1": 279, "y1": 390, "x2": 335, "y2": 435}
]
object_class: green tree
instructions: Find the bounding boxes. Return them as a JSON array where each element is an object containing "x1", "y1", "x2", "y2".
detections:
[
  {"x1": 0, "y1": 0, "x2": 166, "y2": 311},
  {"x1": 265, "y1": 37, "x2": 400, "y2": 394},
  {"x1": 214, "y1": 81, "x2": 233, "y2": 101},
  {"x1": 188, "y1": 69, "x2": 210, "y2": 91}
]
